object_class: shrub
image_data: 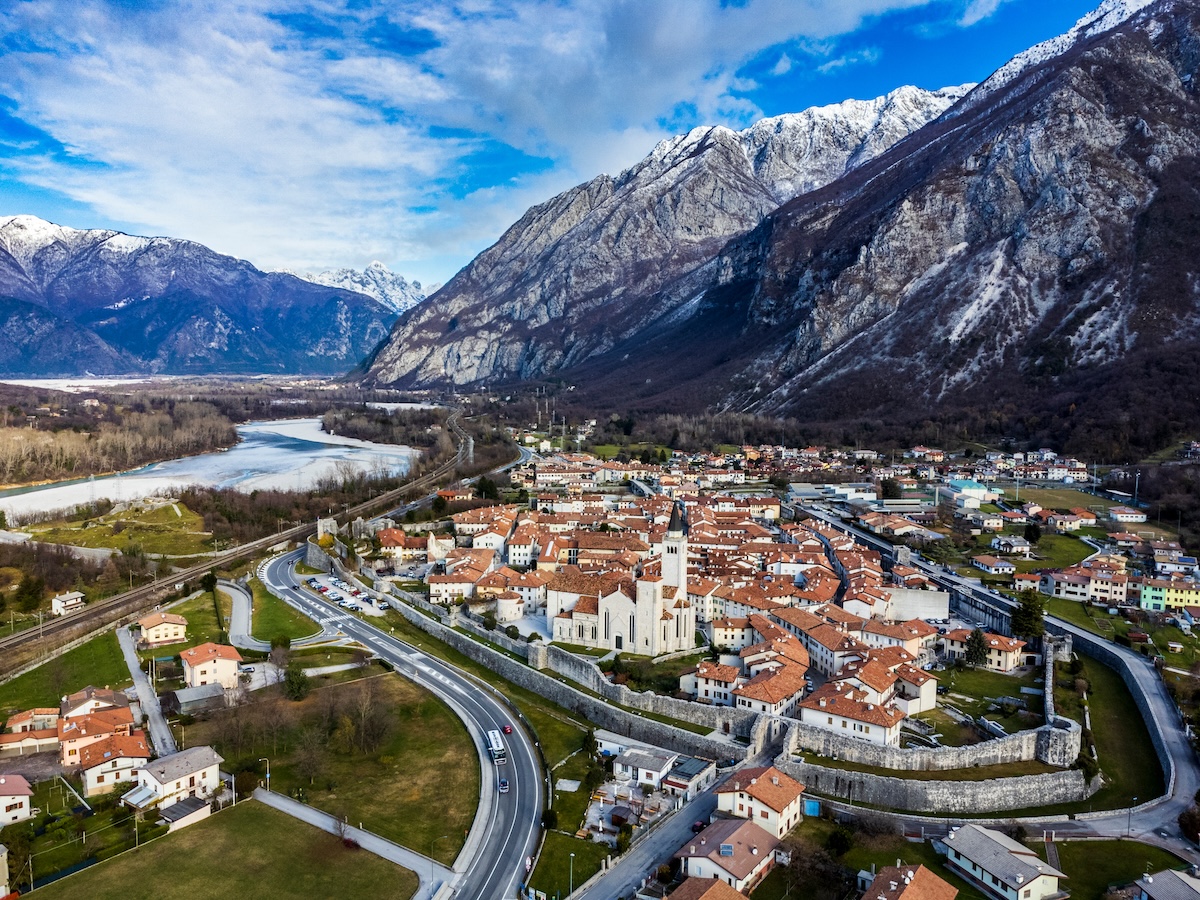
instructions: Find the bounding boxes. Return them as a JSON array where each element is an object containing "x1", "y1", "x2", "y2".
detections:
[{"x1": 541, "y1": 808, "x2": 558, "y2": 830}]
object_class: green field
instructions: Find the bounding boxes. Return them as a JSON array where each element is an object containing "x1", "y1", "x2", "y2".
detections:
[
  {"x1": 185, "y1": 674, "x2": 478, "y2": 865},
  {"x1": 1057, "y1": 840, "x2": 1184, "y2": 900},
  {"x1": 1078, "y1": 655, "x2": 1165, "y2": 807},
  {"x1": 249, "y1": 577, "x2": 320, "y2": 642},
  {"x1": 31, "y1": 800, "x2": 417, "y2": 900},
  {"x1": 1006, "y1": 488, "x2": 1116, "y2": 511},
  {"x1": 24, "y1": 501, "x2": 213, "y2": 557},
  {"x1": 151, "y1": 590, "x2": 230, "y2": 650},
  {"x1": 0, "y1": 631, "x2": 130, "y2": 715},
  {"x1": 528, "y1": 831, "x2": 612, "y2": 898}
]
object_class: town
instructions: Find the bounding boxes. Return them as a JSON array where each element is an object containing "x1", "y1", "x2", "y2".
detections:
[{"x1": 4, "y1": 427, "x2": 1198, "y2": 900}]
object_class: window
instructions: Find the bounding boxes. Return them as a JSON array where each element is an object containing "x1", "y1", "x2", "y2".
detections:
[
  {"x1": 5, "y1": 802, "x2": 20, "y2": 812},
  {"x1": 759, "y1": 810, "x2": 768, "y2": 819},
  {"x1": 97, "y1": 774, "x2": 105, "y2": 784}
]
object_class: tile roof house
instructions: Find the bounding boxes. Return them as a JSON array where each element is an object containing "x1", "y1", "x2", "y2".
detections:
[
  {"x1": 675, "y1": 817, "x2": 781, "y2": 892},
  {"x1": 78, "y1": 731, "x2": 152, "y2": 797},
  {"x1": 861, "y1": 864, "x2": 958, "y2": 900},
  {"x1": 0, "y1": 774, "x2": 34, "y2": 825},
  {"x1": 180, "y1": 642, "x2": 243, "y2": 690},
  {"x1": 798, "y1": 682, "x2": 906, "y2": 746},
  {"x1": 665, "y1": 877, "x2": 748, "y2": 900},
  {"x1": 715, "y1": 765, "x2": 805, "y2": 838},
  {"x1": 136, "y1": 611, "x2": 188, "y2": 648}
]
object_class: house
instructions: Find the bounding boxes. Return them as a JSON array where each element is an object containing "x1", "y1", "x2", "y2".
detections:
[
  {"x1": 680, "y1": 660, "x2": 742, "y2": 707},
  {"x1": 0, "y1": 774, "x2": 34, "y2": 825},
  {"x1": 972, "y1": 556, "x2": 1016, "y2": 577},
  {"x1": 122, "y1": 746, "x2": 224, "y2": 812},
  {"x1": 78, "y1": 732, "x2": 151, "y2": 797},
  {"x1": 180, "y1": 642, "x2": 243, "y2": 690},
  {"x1": 4, "y1": 708, "x2": 58, "y2": 733},
  {"x1": 1109, "y1": 506, "x2": 1148, "y2": 524},
  {"x1": 860, "y1": 865, "x2": 958, "y2": 900},
  {"x1": 942, "y1": 630, "x2": 1028, "y2": 673},
  {"x1": 942, "y1": 824, "x2": 1067, "y2": 900},
  {"x1": 714, "y1": 765, "x2": 805, "y2": 839},
  {"x1": 136, "y1": 611, "x2": 188, "y2": 648},
  {"x1": 50, "y1": 590, "x2": 86, "y2": 616},
  {"x1": 675, "y1": 818, "x2": 781, "y2": 892},
  {"x1": 157, "y1": 795, "x2": 213, "y2": 833},
  {"x1": 614, "y1": 748, "x2": 678, "y2": 789},
  {"x1": 991, "y1": 536, "x2": 1032, "y2": 558},
  {"x1": 798, "y1": 682, "x2": 907, "y2": 746},
  {"x1": 661, "y1": 757, "x2": 719, "y2": 801},
  {"x1": 161, "y1": 683, "x2": 228, "y2": 716},
  {"x1": 61, "y1": 685, "x2": 130, "y2": 720},
  {"x1": 1136, "y1": 869, "x2": 1200, "y2": 900},
  {"x1": 662, "y1": 877, "x2": 746, "y2": 900},
  {"x1": 59, "y1": 706, "x2": 136, "y2": 766}
]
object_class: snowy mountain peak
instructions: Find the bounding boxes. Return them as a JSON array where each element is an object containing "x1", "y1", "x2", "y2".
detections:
[
  {"x1": 298, "y1": 263, "x2": 426, "y2": 314},
  {"x1": 955, "y1": 0, "x2": 1162, "y2": 113}
]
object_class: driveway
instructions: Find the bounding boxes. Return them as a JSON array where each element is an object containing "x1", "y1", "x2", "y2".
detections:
[{"x1": 116, "y1": 626, "x2": 177, "y2": 755}]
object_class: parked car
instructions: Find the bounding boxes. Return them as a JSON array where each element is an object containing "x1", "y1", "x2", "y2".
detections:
[{"x1": 378, "y1": 601, "x2": 391, "y2": 610}]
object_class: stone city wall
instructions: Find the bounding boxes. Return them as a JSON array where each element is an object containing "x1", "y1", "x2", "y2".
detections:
[{"x1": 774, "y1": 755, "x2": 1097, "y2": 814}]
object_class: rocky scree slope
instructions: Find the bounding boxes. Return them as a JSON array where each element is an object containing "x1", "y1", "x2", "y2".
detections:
[
  {"x1": 0, "y1": 215, "x2": 399, "y2": 376},
  {"x1": 362, "y1": 84, "x2": 971, "y2": 387}
]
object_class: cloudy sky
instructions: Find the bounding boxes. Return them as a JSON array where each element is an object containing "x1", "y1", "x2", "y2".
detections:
[{"x1": 0, "y1": 0, "x2": 1100, "y2": 287}]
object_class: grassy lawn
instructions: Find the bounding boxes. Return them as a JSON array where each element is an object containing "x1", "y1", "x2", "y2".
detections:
[
  {"x1": 612, "y1": 651, "x2": 709, "y2": 695},
  {"x1": 937, "y1": 665, "x2": 1041, "y2": 718},
  {"x1": 550, "y1": 752, "x2": 595, "y2": 833},
  {"x1": 911, "y1": 708, "x2": 983, "y2": 746},
  {"x1": 249, "y1": 577, "x2": 320, "y2": 643},
  {"x1": 1046, "y1": 598, "x2": 1104, "y2": 634},
  {"x1": 1078, "y1": 655, "x2": 1164, "y2": 807},
  {"x1": 24, "y1": 502, "x2": 213, "y2": 557},
  {"x1": 153, "y1": 590, "x2": 228, "y2": 650},
  {"x1": 753, "y1": 817, "x2": 987, "y2": 900},
  {"x1": 528, "y1": 831, "x2": 612, "y2": 898},
  {"x1": 549, "y1": 641, "x2": 609, "y2": 657},
  {"x1": 1057, "y1": 839, "x2": 1185, "y2": 900},
  {"x1": 185, "y1": 674, "x2": 477, "y2": 865},
  {"x1": 32, "y1": 800, "x2": 417, "y2": 900},
  {"x1": 1013, "y1": 534, "x2": 1093, "y2": 573},
  {"x1": 0, "y1": 631, "x2": 130, "y2": 716}
]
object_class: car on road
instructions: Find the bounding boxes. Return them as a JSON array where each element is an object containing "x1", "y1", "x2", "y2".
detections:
[
  {"x1": 503, "y1": 724, "x2": 513, "y2": 734},
  {"x1": 691, "y1": 820, "x2": 706, "y2": 833},
  {"x1": 499, "y1": 778, "x2": 510, "y2": 793}
]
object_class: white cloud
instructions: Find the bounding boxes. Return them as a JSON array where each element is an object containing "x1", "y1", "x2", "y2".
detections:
[
  {"x1": 816, "y1": 46, "x2": 882, "y2": 74},
  {"x1": 0, "y1": 0, "x2": 941, "y2": 283},
  {"x1": 958, "y1": 0, "x2": 1011, "y2": 27},
  {"x1": 772, "y1": 53, "x2": 793, "y2": 76}
]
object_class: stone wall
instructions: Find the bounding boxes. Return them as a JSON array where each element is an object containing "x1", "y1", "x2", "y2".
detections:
[
  {"x1": 305, "y1": 538, "x2": 333, "y2": 572},
  {"x1": 774, "y1": 756, "x2": 1097, "y2": 814}
]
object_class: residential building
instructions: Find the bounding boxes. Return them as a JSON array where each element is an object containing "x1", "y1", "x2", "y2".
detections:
[
  {"x1": 136, "y1": 611, "x2": 188, "y2": 648},
  {"x1": 180, "y1": 642, "x2": 243, "y2": 690},
  {"x1": 661, "y1": 757, "x2": 719, "y2": 801},
  {"x1": 714, "y1": 765, "x2": 805, "y2": 839},
  {"x1": 50, "y1": 590, "x2": 86, "y2": 616},
  {"x1": 798, "y1": 682, "x2": 906, "y2": 746},
  {"x1": 1136, "y1": 869, "x2": 1200, "y2": 900},
  {"x1": 614, "y1": 748, "x2": 678, "y2": 789},
  {"x1": 122, "y1": 746, "x2": 224, "y2": 812},
  {"x1": 972, "y1": 556, "x2": 1016, "y2": 577},
  {"x1": 663, "y1": 877, "x2": 747, "y2": 900},
  {"x1": 942, "y1": 824, "x2": 1067, "y2": 900},
  {"x1": 0, "y1": 774, "x2": 33, "y2": 825},
  {"x1": 860, "y1": 865, "x2": 958, "y2": 900},
  {"x1": 675, "y1": 818, "x2": 781, "y2": 892},
  {"x1": 1109, "y1": 506, "x2": 1148, "y2": 524},
  {"x1": 59, "y1": 706, "x2": 136, "y2": 766},
  {"x1": 942, "y1": 630, "x2": 1028, "y2": 673},
  {"x1": 79, "y1": 732, "x2": 152, "y2": 797}
]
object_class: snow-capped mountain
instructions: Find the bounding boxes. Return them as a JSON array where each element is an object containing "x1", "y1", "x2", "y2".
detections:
[
  {"x1": 298, "y1": 261, "x2": 426, "y2": 314},
  {"x1": 363, "y1": 83, "x2": 970, "y2": 387},
  {"x1": 365, "y1": 0, "x2": 1200, "y2": 449},
  {"x1": 0, "y1": 216, "x2": 399, "y2": 376}
]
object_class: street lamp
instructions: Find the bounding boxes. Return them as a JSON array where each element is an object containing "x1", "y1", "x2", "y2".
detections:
[
  {"x1": 570, "y1": 851, "x2": 575, "y2": 895},
  {"x1": 1128, "y1": 796, "x2": 1138, "y2": 837},
  {"x1": 431, "y1": 834, "x2": 451, "y2": 891},
  {"x1": 259, "y1": 757, "x2": 271, "y2": 792}
]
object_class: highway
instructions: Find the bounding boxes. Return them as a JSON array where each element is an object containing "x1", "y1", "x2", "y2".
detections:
[{"x1": 261, "y1": 549, "x2": 543, "y2": 899}]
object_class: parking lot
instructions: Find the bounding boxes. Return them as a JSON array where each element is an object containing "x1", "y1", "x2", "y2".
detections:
[{"x1": 305, "y1": 574, "x2": 386, "y2": 617}]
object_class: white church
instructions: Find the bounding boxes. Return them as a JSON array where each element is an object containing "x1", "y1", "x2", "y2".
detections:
[{"x1": 549, "y1": 503, "x2": 696, "y2": 656}]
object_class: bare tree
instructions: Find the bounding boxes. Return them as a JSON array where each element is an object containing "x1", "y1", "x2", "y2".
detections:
[
  {"x1": 295, "y1": 727, "x2": 327, "y2": 785},
  {"x1": 268, "y1": 645, "x2": 291, "y2": 683}
]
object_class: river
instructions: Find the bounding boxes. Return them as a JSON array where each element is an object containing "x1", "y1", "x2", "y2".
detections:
[{"x1": 0, "y1": 418, "x2": 418, "y2": 521}]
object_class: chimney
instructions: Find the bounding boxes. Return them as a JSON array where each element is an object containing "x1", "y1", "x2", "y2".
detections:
[{"x1": 772, "y1": 776, "x2": 779, "y2": 785}]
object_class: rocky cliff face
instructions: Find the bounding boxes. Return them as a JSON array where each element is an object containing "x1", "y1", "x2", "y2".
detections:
[
  {"x1": 0, "y1": 216, "x2": 399, "y2": 375},
  {"x1": 362, "y1": 84, "x2": 971, "y2": 387},
  {"x1": 366, "y1": 0, "x2": 1200, "y2": 443}
]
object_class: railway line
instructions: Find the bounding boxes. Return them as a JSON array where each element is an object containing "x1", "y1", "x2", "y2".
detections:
[{"x1": 0, "y1": 409, "x2": 482, "y2": 678}]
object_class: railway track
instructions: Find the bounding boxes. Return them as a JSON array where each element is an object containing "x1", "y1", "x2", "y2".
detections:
[{"x1": 0, "y1": 409, "x2": 480, "y2": 678}]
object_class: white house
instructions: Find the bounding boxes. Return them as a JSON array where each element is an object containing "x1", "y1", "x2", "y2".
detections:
[
  {"x1": 122, "y1": 746, "x2": 224, "y2": 812},
  {"x1": 180, "y1": 642, "x2": 243, "y2": 690},
  {"x1": 0, "y1": 774, "x2": 34, "y2": 825},
  {"x1": 943, "y1": 824, "x2": 1067, "y2": 900},
  {"x1": 1109, "y1": 506, "x2": 1147, "y2": 524},
  {"x1": 798, "y1": 682, "x2": 906, "y2": 746},
  {"x1": 136, "y1": 611, "x2": 188, "y2": 648},
  {"x1": 714, "y1": 765, "x2": 805, "y2": 839},
  {"x1": 675, "y1": 818, "x2": 780, "y2": 892},
  {"x1": 78, "y1": 732, "x2": 151, "y2": 797},
  {"x1": 614, "y1": 748, "x2": 678, "y2": 789},
  {"x1": 50, "y1": 590, "x2": 86, "y2": 616},
  {"x1": 972, "y1": 556, "x2": 1016, "y2": 576}
]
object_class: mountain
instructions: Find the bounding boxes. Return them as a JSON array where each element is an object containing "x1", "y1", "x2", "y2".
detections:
[
  {"x1": 0, "y1": 216, "x2": 399, "y2": 376},
  {"x1": 295, "y1": 261, "x2": 426, "y2": 314},
  {"x1": 365, "y1": 0, "x2": 1200, "y2": 455},
  {"x1": 362, "y1": 83, "x2": 972, "y2": 386}
]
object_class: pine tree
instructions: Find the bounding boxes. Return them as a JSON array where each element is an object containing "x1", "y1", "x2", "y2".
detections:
[
  {"x1": 1012, "y1": 589, "x2": 1046, "y2": 639},
  {"x1": 965, "y1": 628, "x2": 989, "y2": 667}
]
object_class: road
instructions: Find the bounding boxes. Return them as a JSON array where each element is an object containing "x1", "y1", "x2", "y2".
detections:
[
  {"x1": 115, "y1": 625, "x2": 177, "y2": 756},
  {"x1": 260, "y1": 549, "x2": 543, "y2": 899},
  {"x1": 223, "y1": 578, "x2": 338, "y2": 652}
]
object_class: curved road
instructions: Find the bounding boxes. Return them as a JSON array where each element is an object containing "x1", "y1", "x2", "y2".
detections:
[
  {"x1": 221, "y1": 578, "x2": 338, "y2": 652},
  {"x1": 260, "y1": 549, "x2": 543, "y2": 899}
]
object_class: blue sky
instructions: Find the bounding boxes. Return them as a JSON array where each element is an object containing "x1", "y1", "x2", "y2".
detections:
[{"x1": 0, "y1": 0, "x2": 1105, "y2": 287}]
